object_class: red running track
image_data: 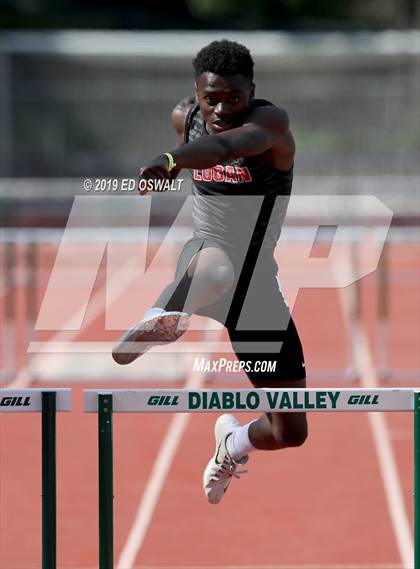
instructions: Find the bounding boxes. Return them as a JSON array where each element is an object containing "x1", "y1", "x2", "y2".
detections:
[{"x1": 0, "y1": 241, "x2": 417, "y2": 568}]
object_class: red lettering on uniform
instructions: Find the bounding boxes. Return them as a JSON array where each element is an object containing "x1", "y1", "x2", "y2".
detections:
[
  {"x1": 225, "y1": 166, "x2": 237, "y2": 183},
  {"x1": 213, "y1": 165, "x2": 224, "y2": 182},
  {"x1": 194, "y1": 165, "x2": 252, "y2": 185},
  {"x1": 235, "y1": 166, "x2": 252, "y2": 183},
  {"x1": 202, "y1": 169, "x2": 212, "y2": 181}
]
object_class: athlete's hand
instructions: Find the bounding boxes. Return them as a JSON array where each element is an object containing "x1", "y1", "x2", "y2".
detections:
[{"x1": 138, "y1": 155, "x2": 170, "y2": 195}]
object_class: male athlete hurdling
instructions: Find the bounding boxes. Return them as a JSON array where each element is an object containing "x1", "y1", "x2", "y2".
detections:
[{"x1": 112, "y1": 40, "x2": 307, "y2": 504}]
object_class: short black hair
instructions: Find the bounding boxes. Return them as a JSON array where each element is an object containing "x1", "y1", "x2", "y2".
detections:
[{"x1": 193, "y1": 40, "x2": 254, "y2": 81}]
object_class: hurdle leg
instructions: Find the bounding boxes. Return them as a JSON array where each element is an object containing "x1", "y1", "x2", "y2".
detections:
[
  {"x1": 345, "y1": 239, "x2": 361, "y2": 381},
  {"x1": 377, "y1": 241, "x2": 390, "y2": 381},
  {"x1": 1, "y1": 240, "x2": 17, "y2": 381},
  {"x1": 42, "y1": 391, "x2": 56, "y2": 569},
  {"x1": 99, "y1": 393, "x2": 114, "y2": 569}
]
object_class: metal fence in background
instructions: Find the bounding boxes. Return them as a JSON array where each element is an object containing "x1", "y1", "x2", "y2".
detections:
[{"x1": 0, "y1": 30, "x2": 419, "y2": 179}]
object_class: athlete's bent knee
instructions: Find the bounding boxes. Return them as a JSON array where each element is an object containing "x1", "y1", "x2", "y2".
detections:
[{"x1": 205, "y1": 264, "x2": 234, "y2": 297}]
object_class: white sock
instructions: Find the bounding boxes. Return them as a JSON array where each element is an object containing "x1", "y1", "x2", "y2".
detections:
[
  {"x1": 226, "y1": 420, "x2": 258, "y2": 461},
  {"x1": 143, "y1": 307, "x2": 165, "y2": 320}
]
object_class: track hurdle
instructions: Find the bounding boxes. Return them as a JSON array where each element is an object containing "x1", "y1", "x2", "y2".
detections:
[
  {"x1": 84, "y1": 387, "x2": 419, "y2": 569},
  {"x1": 0, "y1": 388, "x2": 71, "y2": 569}
]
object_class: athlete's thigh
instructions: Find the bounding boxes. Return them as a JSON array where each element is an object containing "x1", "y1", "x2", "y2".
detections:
[
  {"x1": 174, "y1": 238, "x2": 233, "y2": 280},
  {"x1": 172, "y1": 238, "x2": 236, "y2": 322},
  {"x1": 186, "y1": 245, "x2": 234, "y2": 279}
]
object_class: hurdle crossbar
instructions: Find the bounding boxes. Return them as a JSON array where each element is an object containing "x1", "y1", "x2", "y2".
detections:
[
  {"x1": 84, "y1": 387, "x2": 419, "y2": 569},
  {"x1": 0, "y1": 388, "x2": 71, "y2": 569}
]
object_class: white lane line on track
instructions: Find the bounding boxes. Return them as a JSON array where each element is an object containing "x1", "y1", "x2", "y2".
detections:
[
  {"x1": 116, "y1": 360, "x2": 206, "y2": 569},
  {"x1": 339, "y1": 288, "x2": 414, "y2": 569}
]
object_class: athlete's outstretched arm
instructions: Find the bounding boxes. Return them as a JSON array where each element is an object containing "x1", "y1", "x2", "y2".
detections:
[
  {"x1": 138, "y1": 106, "x2": 294, "y2": 187},
  {"x1": 172, "y1": 107, "x2": 291, "y2": 168}
]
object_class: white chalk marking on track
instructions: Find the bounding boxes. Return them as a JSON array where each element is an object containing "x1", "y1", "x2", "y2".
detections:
[
  {"x1": 116, "y1": 359, "x2": 206, "y2": 569},
  {"x1": 339, "y1": 287, "x2": 414, "y2": 569}
]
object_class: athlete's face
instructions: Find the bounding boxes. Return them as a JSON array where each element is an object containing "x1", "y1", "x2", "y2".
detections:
[{"x1": 195, "y1": 72, "x2": 255, "y2": 134}]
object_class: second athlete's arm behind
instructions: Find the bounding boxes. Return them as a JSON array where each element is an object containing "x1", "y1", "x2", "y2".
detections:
[{"x1": 138, "y1": 97, "x2": 193, "y2": 187}]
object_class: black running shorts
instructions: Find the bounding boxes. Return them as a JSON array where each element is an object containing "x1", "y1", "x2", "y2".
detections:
[{"x1": 174, "y1": 237, "x2": 306, "y2": 385}]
